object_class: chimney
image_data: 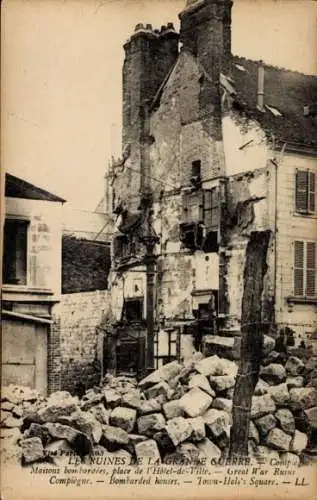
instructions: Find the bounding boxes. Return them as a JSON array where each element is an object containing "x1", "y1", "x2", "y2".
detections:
[
  {"x1": 257, "y1": 61, "x2": 265, "y2": 112},
  {"x1": 122, "y1": 23, "x2": 179, "y2": 149},
  {"x1": 179, "y1": 0, "x2": 233, "y2": 75}
]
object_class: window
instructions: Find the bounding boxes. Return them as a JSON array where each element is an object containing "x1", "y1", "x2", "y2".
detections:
[
  {"x1": 203, "y1": 188, "x2": 219, "y2": 232},
  {"x1": 180, "y1": 188, "x2": 219, "y2": 251},
  {"x1": 181, "y1": 190, "x2": 204, "y2": 224},
  {"x1": 122, "y1": 298, "x2": 144, "y2": 322},
  {"x1": 2, "y1": 219, "x2": 28, "y2": 285},
  {"x1": 294, "y1": 240, "x2": 316, "y2": 297},
  {"x1": 295, "y1": 169, "x2": 315, "y2": 213}
]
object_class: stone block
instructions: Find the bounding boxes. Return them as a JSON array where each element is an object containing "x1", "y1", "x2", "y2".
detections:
[
  {"x1": 266, "y1": 428, "x2": 292, "y2": 451},
  {"x1": 194, "y1": 355, "x2": 222, "y2": 377},
  {"x1": 100, "y1": 425, "x2": 129, "y2": 451},
  {"x1": 145, "y1": 381, "x2": 171, "y2": 402},
  {"x1": 179, "y1": 387, "x2": 212, "y2": 417},
  {"x1": 290, "y1": 429, "x2": 308, "y2": 454},
  {"x1": 62, "y1": 410, "x2": 102, "y2": 444},
  {"x1": 267, "y1": 383, "x2": 290, "y2": 406},
  {"x1": 289, "y1": 387, "x2": 317, "y2": 411},
  {"x1": 2, "y1": 415, "x2": 23, "y2": 428},
  {"x1": 165, "y1": 416, "x2": 192, "y2": 446},
  {"x1": 304, "y1": 407, "x2": 317, "y2": 429},
  {"x1": 135, "y1": 439, "x2": 161, "y2": 463},
  {"x1": 37, "y1": 402, "x2": 78, "y2": 423},
  {"x1": 254, "y1": 379, "x2": 270, "y2": 396},
  {"x1": 24, "y1": 422, "x2": 52, "y2": 446},
  {"x1": 138, "y1": 398, "x2": 162, "y2": 415},
  {"x1": 188, "y1": 373, "x2": 215, "y2": 396},
  {"x1": 203, "y1": 336, "x2": 240, "y2": 361},
  {"x1": 187, "y1": 416, "x2": 206, "y2": 442},
  {"x1": 254, "y1": 414, "x2": 277, "y2": 437},
  {"x1": 209, "y1": 375, "x2": 236, "y2": 393},
  {"x1": 251, "y1": 394, "x2": 276, "y2": 419},
  {"x1": 286, "y1": 376, "x2": 304, "y2": 389},
  {"x1": 21, "y1": 437, "x2": 45, "y2": 464},
  {"x1": 137, "y1": 413, "x2": 166, "y2": 436},
  {"x1": 109, "y1": 407, "x2": 136, "y2": 433},
  {"x1": 43, "y1": 422, "x2": 92, "y2": 456},
  {"x1": 88, "y1": 403, "x2": 110, "y2": 425},
  {"x1": 260, "y1": 364, "x2": 286, "y2": 385},
  {"x1": 103, "y1": 389, "x2": 121, "y2": 407},
  {"x1": 121, "y1": 392, "x2": 142, "y2": 410},
  {"x1": 274, "y1": 408, "x2": 295, "y2": 435},
  {"x1": 212, "y1": 398, "x2": 232, "y2": 413},
  {"x1": 285, "y1": 356, "x2": 305, "y2": 377},
  {"x1": 159, "y1": 361, "x2": 183, "y2": 382},
  {"x1": 163, "y1": 400, "x2": 183, "y2": 420}
]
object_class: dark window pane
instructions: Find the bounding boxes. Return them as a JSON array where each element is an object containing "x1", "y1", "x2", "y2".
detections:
[{"x1": 3, "y1": 219, "x2": 28, "y2": 285}]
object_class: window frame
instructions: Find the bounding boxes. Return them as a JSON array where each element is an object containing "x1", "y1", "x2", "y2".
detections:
[
  {"x1": 2, "y1": 216, "x2": 30, "y2": 286},
  {"x1": 293, "y1": 239, "x2": 316, "y2": 298},
  {"x1": 295, "y1": 168, "x2": 316, "y2": 215}
]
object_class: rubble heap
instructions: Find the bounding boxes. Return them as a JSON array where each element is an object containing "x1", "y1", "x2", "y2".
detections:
[{"x1": 1, "y1": 347, "x2": 317, "y2": 467}]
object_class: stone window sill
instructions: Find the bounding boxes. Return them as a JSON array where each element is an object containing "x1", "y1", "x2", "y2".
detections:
[{"x1": 2, "y1": 284, "x2": 53, "y2": 295}]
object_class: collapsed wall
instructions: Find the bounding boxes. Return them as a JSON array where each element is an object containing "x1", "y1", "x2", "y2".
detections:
[{"x1": 1, "y1": 347, "x2": 316, "y2": 467}]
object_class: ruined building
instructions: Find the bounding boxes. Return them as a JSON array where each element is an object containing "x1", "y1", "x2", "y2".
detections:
[{"x1": 101, "y1": 0, "x2": 317, "y2": 376}]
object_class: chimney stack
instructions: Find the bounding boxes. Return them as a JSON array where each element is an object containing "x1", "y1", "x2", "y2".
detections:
[
  {"x1": 179, "y1": 0, "x2": 233, "y2": 75},
  {"x1": 257, "y1": 61, "x2": 265, "y2": 111},
  {"x1": 122, "y1": 23, "x2": 179, "y2": 149}
]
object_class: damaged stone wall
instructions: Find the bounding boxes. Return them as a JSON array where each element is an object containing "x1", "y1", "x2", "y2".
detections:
[
  {"x1": 149, "y1": 50, "x2": 225, "y2": 195},
  {"x1": 54, "y1": 291, "x2": 111, "y2": 394},
  {"x1": 220, "y1": 112, "x2": 275, "y2": 330}
]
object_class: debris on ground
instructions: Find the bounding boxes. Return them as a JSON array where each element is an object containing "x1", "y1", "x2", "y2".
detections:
[{"x1": 1, "y1": 349, "x2": 317, "y2": 467}]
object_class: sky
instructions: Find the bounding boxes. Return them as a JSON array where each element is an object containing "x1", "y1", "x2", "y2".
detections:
[{"x1": 2, "y1": 0, "x2": 317, "y2": 210}]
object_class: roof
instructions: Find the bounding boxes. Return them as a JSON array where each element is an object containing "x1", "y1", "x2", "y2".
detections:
[
  {"x1": 5, "y1": 173, "x2": 66, "y2": 202},
  {"x1": 150, "y1": 53, "x2": 317, "y2": 150},
  {"x1": 229, "y1": 56, "x2": 317, "y2": 149}
]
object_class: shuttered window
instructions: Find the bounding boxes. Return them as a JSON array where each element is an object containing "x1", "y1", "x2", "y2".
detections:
[
  {"x1": 294, "y1": 240, "x2": 316, "y2": 297},
  {"x1": 306, "y1": 242, "x2": 316, "y2": 296},
  {"x1": 295, "y1": 169, "x2": 315, "y2": 213}
]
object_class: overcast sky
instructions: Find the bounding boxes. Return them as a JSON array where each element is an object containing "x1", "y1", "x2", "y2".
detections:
[{"x1": 2, "y1": 0, "x2": 317, "y2": 210}]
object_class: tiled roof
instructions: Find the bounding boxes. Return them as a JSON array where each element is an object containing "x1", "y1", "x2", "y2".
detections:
[{"x1": 230, "y1": 56, "x2": 317, "y2": 149}]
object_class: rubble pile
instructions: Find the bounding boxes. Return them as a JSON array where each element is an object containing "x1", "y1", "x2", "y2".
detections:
[{"x1": 1, "y1": 346, "x2": 317, "y2": 468}]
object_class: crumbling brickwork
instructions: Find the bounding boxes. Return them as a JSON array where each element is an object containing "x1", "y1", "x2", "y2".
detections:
[{"x1": 62, "y1": 236, "x2": 110, "y2": 294}]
